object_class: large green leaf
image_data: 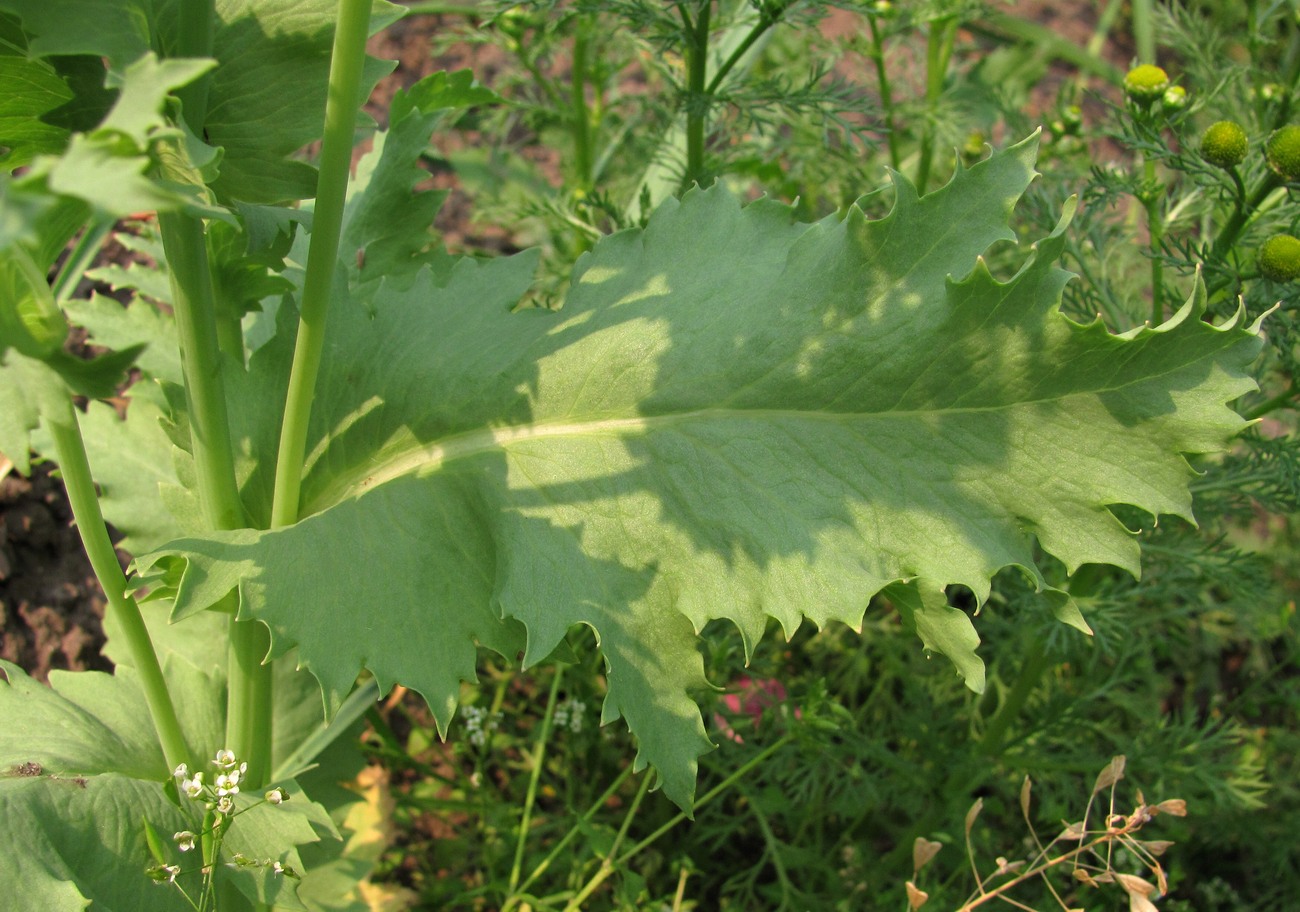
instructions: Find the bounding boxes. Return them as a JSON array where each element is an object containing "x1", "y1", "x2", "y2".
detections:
[{"x1": 144, "y1": 135, "x2": 1262, "y2": 809}]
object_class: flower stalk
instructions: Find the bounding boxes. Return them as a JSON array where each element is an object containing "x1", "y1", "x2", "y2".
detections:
[
  {"x1": 269, "y1": 0, "x2": 372, "y2": 530},
  {"x1": 46, "y1": 399, "x2": 191, "y2": 774}
]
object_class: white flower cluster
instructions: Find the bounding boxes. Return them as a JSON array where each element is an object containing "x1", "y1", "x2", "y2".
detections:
[
  {"x1": 172, "y1": 749, "x2": 248, "y2": 817},
  {"x1": 462, "y1": 705, "x2": 502, "y2": 747},
  {"x1": 552, "y1": 698, "x2": 587, "y2": 734}
]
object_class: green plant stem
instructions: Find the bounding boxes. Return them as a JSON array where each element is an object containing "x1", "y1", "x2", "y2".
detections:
[
  {"x1": 227, "y1": 619, "x2": 272, "y2": 783},
  {"x1": 1245, "y1": 383, "x2": 1298, "y2": 419},
  {"x1": 52, "y1": 218, "x2": 113, "y2": 304},
  {"x1": 618, "y1": 734, "x2": 791, "y2": 861},
  {"x1": 158, "y1": 209, "x2": 270, "y2": 783},
  {"x1": 682, "y1": 0, "x2": 711, "y2": 191},
  {"x1": 272, "y1": 677, "x2": 380, "y2": 781},
  {"x1": 157, "y1": 212, "x2": 244, "y2": 532},
  {"x1": 1131, "y1": 0, "x2": 1156, "y2": 64},
  {"x1": 508, "y1": 667, "x2": 565, "y2": 895},
  {"x1": 47, "y1": 402, "x2": 191, "y2": 775},
  {"x1": 1141, "y1": 158, "x2": 1165, "y2": 325},
  {"x1": 1210, "y1": 174, "x2": 1280, "y2": 261},
  {"x1": 867, "y1": 14, "x2": 900, "y2": 172},
  {"x1": 916, "y1": 15, "x2": 957, "y2": 196},
  {"x1": 399, "y1": 0, "x2": 481, "y2": 15},
  {"x1": 570, "y1": 20, "x2": 594, "y2": 191},
  {"x1": 979, "y1": 642, "x2": 1051, "y2": 757},
  {"x1": 504, "y1": 763, "x2": 636, "y2": 909},
  {"x1": 269, "y1": 0, "x2": 371, "y2": 530},
  {"x1": 704, "y1": 6, "x2": 781, "y2": 96},
  {"x1": 562, "y1": 768, "x2": 654, "y2": 911},
  {"x1": 739, "y1": 784, "x2": 794, "y2": 906}
]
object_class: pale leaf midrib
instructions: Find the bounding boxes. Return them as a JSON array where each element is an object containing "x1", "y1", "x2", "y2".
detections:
[{"x1": 299, "y1": 376, "x2": 1164, "y2": 517}]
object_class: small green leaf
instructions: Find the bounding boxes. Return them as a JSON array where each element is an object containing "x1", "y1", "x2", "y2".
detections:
[{"x1": 0, "y1": 243, "x2": 66, "y2": 359}]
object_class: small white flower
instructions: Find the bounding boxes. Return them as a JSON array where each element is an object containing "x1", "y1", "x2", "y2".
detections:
[
  {"x1": 215, "y1": 771, "x2": 241, "y2": 796},
  {"x1": 148, "y1": 863, "x2": 181, "y2": 884},
  {"x1": 216, "y1": 794, "x2": 234, "y2": 815},
  {"x1": 212, "y1": 749, "x2": 237, "y2": 769},
  {"x1": 272, "y1": 861, "x2": 285, "y2": 874},
  {"x1": 172, "y1": 763, "x2": 189, "y2": 780},
  {"x1": 181, "y1": 772, "x2": 204, "y2": 799},
  {"x1": 265, "y1": 788, "x2": 287, "y2": 805},
  {"x1": 174, "y1": 831, "x2": 197, "y2": 852}
]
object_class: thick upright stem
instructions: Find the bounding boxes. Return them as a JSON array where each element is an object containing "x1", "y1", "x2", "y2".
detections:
[
  {"x1": 682, "y1": 1, "x2": 711, "y2": 191},
  {"x1": 48, "y1": 402, "x2": 191, "y2": 774},
  {"x1": 270, "y1": 0, "x2": 371, "y2": 530},
  {"x1": 159, "y1": 208, "x2": 271, "y2": 783},
  {"x1": 158, "y1": 212, "x2": 244, "y2": 533}
]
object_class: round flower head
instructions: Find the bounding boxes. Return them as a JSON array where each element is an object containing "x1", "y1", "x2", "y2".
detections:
[
  {"x1": 1258, "y1": 234, "x2": 1300, "y2": 282},
  {"x1": 1162, "y1": 85, "x2": 1188, "y2": 111},
  {"x1": 1124, "y1": 64, "x2": 1169, "y2": 106},
  {"x1": 1200, "y1": 121, "x2": 1248, "y2": 169},
  {"x1": 1266, "y1": 125, "x2": 1300, "y2": 181}
]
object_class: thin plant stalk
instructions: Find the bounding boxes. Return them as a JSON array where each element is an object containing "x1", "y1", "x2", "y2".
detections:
[
  {"x1": 562, "y1": 770, "x2": 654, "y2": 911},
  {"x1": 916, "y1": 15, "x2": 957, "y2": 196},
  {"x1": 1142, "y1": 158, "x2": 1166, "y2": 325},
  {"x1": 570, "y1": 19, "x2": 594, "y2": 191},
  {"x1": 503, "y1": 763, "x2": 637, "y2": 909},
  {"x1": 705, "y1": 4, "x2": 783, "y2": 96},
  {"x1": 508, "y1": 667, "x2": 566, "y2": 895},
  {"x1": 617, "y1": 733, "x2": 793, "y2": 864},
  {"x1": 51, "y1": 218, "x2": 113, "y2": 305},
  {"x1": 868, "y1": 13, "x2": 900, "y2": 172},
  {"x1": 269, "y1": 0, "x2": 372, "y2": 530},
  {"x1": 47, "y1": 400, "x2": 191, "y2": 774},
  {"x1": 561, "y1": 733, "x2": 796, "y2": 908}
]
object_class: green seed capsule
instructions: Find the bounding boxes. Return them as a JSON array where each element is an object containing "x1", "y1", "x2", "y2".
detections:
[
  {"x1": 1266, "y1": 125, "x2": 1300, "y2": 181},
  {"x1": 1124, "y1": 65, "x2": 1169, "y2": 106},
  {"x1": 1200, "y1": 121, "x2": 1248, "y2": 169},
  {"x1": 1258, "y1": 234, "x2": 1300, "y2": 282}
]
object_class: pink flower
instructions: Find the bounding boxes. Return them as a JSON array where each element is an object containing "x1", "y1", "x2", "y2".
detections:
[{"x1": 714, "y1": 676, "x2": 800, "y2": 742}]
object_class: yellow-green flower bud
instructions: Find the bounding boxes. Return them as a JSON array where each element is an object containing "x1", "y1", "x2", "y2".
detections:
[
  {"x1": 1266, "y1": 125, "x2": 1300, "y2": 181},
  {"x1": 1200, "y1": 121, "x2": 1248, "y2": 169},
  {"x1": 1124, "y1": 65, "x2": 1169, "y2": 107},
  {"x1": 1258, "y1": 234, "x2": 1300, "y2": 282},
  {"x1": 1162, "y1": 85, "x2": 1188, "y2": 111}
]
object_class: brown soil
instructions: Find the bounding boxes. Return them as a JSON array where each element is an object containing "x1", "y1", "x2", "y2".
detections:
[{"x1": 0, "y1": 463, "x2": 111, "y2": 681}]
